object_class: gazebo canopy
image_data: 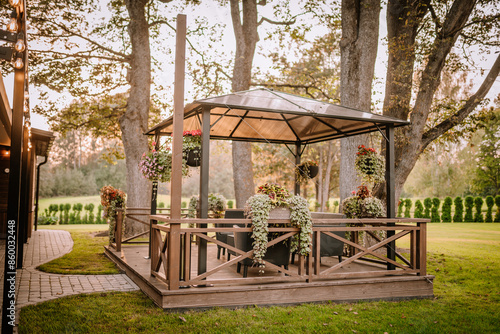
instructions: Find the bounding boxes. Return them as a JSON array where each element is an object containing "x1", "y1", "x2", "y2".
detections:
[{"x1": 146, "y1": 88, "x2": 409, "y2": 144}]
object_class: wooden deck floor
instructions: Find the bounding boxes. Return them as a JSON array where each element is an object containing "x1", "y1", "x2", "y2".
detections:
[{"x1": 105, "y1": 243, "x2": 434, "y2": 310}]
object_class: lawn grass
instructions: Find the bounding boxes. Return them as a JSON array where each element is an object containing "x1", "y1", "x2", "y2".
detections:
[
  {"x1": 37, "y1": 225, "x2": 120, "y2": 275},
  {"x1": 20, "y1": 223, "x2": 500, "y2": 333}
]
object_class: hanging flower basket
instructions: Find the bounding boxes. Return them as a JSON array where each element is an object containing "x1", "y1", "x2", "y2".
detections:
[
  {"x1": 139, "y1": 141, "x2": 189, "y2": 182},
  {"x1": 354, "y1": 145, "x2": 385, "y2": 183},
  {"x1": 185, "y1": 148, "x2": 201, "y2": 167},
  {"x1": 183, "y1": 129, "x2": 202, "y2": 167},
  {"x1": 295, "y1": 161, "x2": 319, "y2": 183}
]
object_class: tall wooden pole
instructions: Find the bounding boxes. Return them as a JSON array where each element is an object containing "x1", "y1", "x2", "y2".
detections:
[
  {"x1": 294, "y1": 142, "x2": 301, "y2": 195},
  {"x1": 167, "y1": 14, "x2": 186, "y2": 289},
  {"x1": 170, "y1": 14, "x2": 186, "y2": 220}
]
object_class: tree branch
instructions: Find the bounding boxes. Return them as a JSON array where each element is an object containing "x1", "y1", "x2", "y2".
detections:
[
  {"x1": 34, "y1": 18, "x2": 129, "y2": 59},
  {"x1": 257, "y1": 16, "x2": 296, "y2": 26},
  {"x1": 31, "y1": 49, "x2": 127, "y2": 63},
  {"x1": 428, "y1": 3, "x2": 442, "y2": 34},
  {"x1": 421, "y1": 53, "x2": 500, "y2": 151}
]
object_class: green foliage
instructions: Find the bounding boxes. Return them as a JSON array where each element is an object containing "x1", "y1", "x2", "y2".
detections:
[
  {"x1": 495, "y1": 196, "x2": 500, "y2": 222},
  {"x1": 181, "y1": 201, "x2": 187, "y2": 209},
  {"x1": 423, "y1": 198, "x2": 432, "y2": 219},
  {"x1": 38, "y1": 216, "x2": 58, "y2": 225},
  {"x1": 158, "y1": 202, "x2": 165, "y2": 208},
  {"x1": 431, "y1": 198, "x2": 441, "y2": 223},
  {"x1": 96, "y1": 205, "x2": 103, "y2": 224},
  {"x1": 441, "y1": 197, "x2": 453, "y2": 223},
  {"x1": 485, "y1": 196, "x2": 494, "y2": 222},
  {"x1": 471, "y1": 109, "x2": 500, "y2": 196},
  {"x1": 464, "y1": 196, "x2": 474, "y2": 222},
  {"x1": 397, "y1": 199, "x2": 404, "y2": 217},
  {"x1": 474, "y1": 197, "x2": 484, "y2": 222},
  {"x1": 453, "y1": 197, "x2": 463, "y2": 223},
  {"x1": 414, "y1": 200, "x2": 424, "y2": 218},
  {"x1": 227, "y1": 200, "x2": 234, "y2": 209},
  {"x1": 404, "y1": 199, "x2": 412, "y2": 218}
]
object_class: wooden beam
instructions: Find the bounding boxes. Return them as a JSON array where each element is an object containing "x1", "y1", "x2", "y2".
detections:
[{"x1": 385, "y1": 126, "x2": 396, "y2": 270}]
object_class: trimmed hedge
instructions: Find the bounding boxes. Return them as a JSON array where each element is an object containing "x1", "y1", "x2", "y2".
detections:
[
  {"x1": 453, "y1": 197, "x2": 463, "y2": 222},
  {"x1": 441, "y1": 197, "x2": 452, "y2": 222},
  {"x1": 414, "y1": 200, "x2": 424, "y2": 218},
  {"x1": 485, "y1": 196, "x2": 494, "y2": 222},
  {"x1": 431, "y1": 198, "x2": 441, "y2": 223},
  {"x1": 474, "y1": 197, "x2": 484, "y2": 222},
  {"x1": 464, "y1": 196, "x2": 474, "y2": 222}
]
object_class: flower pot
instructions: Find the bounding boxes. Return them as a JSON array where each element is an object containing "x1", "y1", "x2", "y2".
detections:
[
  {"x1": 269, "y1": 206, "x2": 291, "y2": 220},
  {"x1": 297, "y1": 164, "x2": 319, "y2": 179},
  {"x1": 185, "y1": 148, "x2": 201, "y2": 167}
]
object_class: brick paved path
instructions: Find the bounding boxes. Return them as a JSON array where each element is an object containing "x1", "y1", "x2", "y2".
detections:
[{"x1": 16, "y1": 229, "x2": 138, "y2": 308}]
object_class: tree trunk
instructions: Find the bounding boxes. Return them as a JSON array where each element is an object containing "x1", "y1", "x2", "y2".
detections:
[
  {"x1": 230, "y1": 0, "x2": 259, "y2": 207},
  {"x1": 321, "y1": 142, "x2": 335, "y2": 212},
  {"x1": 119, "y1": 0, "x2": 152, "y2": 235},
  {"x1": 373, "y1": 0, "x2": 495, "y2": 205},
  {"x1": 339, "y1": 0, "x2": 381, "y2": 208}
]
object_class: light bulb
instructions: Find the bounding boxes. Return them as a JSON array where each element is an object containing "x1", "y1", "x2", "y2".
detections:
[
  {"x1": 15, "y1": 38, "x2": 25, "y2": 52},
  {"x1": 9, "y1": 0, "x2": 21, "y2": 7},
  {"x1": 13, "y1": 57, "x2": 23, "y2": 69},
  {"x1": 7, "y1": 17, "x2": 18, "y2": 32}
]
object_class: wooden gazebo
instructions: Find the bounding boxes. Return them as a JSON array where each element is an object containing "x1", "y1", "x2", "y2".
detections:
[
  {"x1": 104, "y1": 14, "x2": 432, "y2": 309},
  {"x1": 105, "y1": 89, "x2": 433, "y2": 309}
]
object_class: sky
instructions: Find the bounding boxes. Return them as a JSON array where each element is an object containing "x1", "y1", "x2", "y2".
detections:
[{"x1": 4, "y1": 1, "x2": 499, "y2": 132}]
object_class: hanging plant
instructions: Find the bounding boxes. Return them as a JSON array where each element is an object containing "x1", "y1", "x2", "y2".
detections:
[
  {"x1": 245, "y1": 184, "x2": 312, "y2": 271},
  {"x1": 138, "y1": 141, "x2": 189, "y2": 182},
  {"x1": 354, "y1": 145, "x2": 385, "y2": 183},
  {"x1": 183, "y1": 130, "x2": 202, "y2": 167},
  {"x1": 295, "y1": 160, "x2": 319, "y2": 183}
]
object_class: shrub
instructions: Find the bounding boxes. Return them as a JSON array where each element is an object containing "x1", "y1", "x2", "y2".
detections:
[
  {"x1": 397, "y1": 199, "x2": 404, "y2": 217},
  {"x1": 441, "y1": 197, "x2": 452, "y2": 223},
  {"x1": 158, "y1": 202, "x2": 165, "y2": 208},
  {"x1": 181, "y1": 201, "x2": 187, "y2": 208},
  {"x1": 495, "y1": 196, "x2": 500, "y2": 222},
  {"x1": 485, "y1": 196, "x2": 494, "y2": 222},
  {"x1": 59, "y1": 204, "x2": 64, "y2": 224},
  {"x1": 423, "y1": 198, "x2": 432, "y2": 219},
  {"x1": 464, "y1": 196, "x2": 474, "y2": 222},
  {"x1": 38, "y1": 216, "x2": 58, "y2": 225},
  {"x1": 474, "y1": 197, "x2": 484, "y2": 222},
  {"x1": 431, "y1": 198, "x2": 441, "y2": 222},
  {"x1": 227, "y1": 200, "x2": 234, "y2": 209},
  {"x1": 96, "y1": 205, "x2": 103, "y2": 224},
  {"x1": 414, "y1": 200, "x2": 424, "y2": 218},
  {"x1": 453, "y1": 197, "x2": 463, "y2": 222},
  {"x1": 62, "y1": 203, "x2": 71, "y2": 224},
  {"x1": 404, "y1": 199, "x2": 412, "y2": 218},
  {"x1": 333, "y1": 200, "x2": 339, "y2": 213}
]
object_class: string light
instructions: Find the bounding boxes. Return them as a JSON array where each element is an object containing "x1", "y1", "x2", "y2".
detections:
[
  {"x1": 14, "y1": 35, "x2": 25, "y2": 52},
  {"x1": 13, "y1": 57, "x2": 23, "y2": 69},
  {"x1": 9, "y1": 0, "x2": 21, "y2": 7},
  {"x1": 7, "y1": 11, "x2": 17, "y2": 32}
]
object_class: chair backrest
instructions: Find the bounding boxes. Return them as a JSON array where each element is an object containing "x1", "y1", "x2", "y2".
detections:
[{"x1": 224, "y1": 209, "x2": 245, "y2": 219}]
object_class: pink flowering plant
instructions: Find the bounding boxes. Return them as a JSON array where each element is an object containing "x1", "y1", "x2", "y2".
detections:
[
  {"x1": 355, "y1": 145, "x2": 385, "y2": 183},
  {"x1": 182, "y1": 129, "x2": 202, "y2": 151},
  {"x1": 139, "y1": 141, "x2": 189, "y2": 183}
]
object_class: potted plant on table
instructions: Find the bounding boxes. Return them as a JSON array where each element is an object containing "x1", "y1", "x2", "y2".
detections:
[
  {"x1": 244, "y1": 183, "x2": 312, "y2": 272},
  {"x1": 183, "y1": 129, "x2": 202, "y2": 167},
  {"x1": 295, "y1": 160, "x2": 319, "y2": 183}
]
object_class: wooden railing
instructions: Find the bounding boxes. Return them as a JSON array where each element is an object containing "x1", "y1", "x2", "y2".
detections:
[
  {"x1": 110, "y1": 207, "x2": 189, "y2": 251},
  {"x1": 149, "y1": 216, "x2": 429, "y2": 290}
]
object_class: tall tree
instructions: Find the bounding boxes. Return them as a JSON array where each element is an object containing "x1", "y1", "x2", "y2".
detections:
[
  {"x1": 27, "y1": 0, "x2": 180, "y2": 234},
  {"x1": 374, "y1": 0, "x2": 500, "y2": 203},
  {"x1": 339, "y1": 0, "x2": 381, "y2": 204}
]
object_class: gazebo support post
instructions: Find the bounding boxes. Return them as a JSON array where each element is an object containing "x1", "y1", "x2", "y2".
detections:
[
  {"x1": 294, "y1": 142, "x2": 301, "y2": 195},
  {"x1": 385, "y1": 126, "x2": 396, "y2": 270},
  {"x1": 147, "y1": 132, "x2": 160, "y2": 259},
  {"x1": 198, "y1": 105, "x2": 211, "y2": 275}
]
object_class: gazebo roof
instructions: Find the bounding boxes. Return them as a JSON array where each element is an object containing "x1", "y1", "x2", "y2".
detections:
[{"x1": 146, "y1": 88, "x2": 409, "y2": 144}]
